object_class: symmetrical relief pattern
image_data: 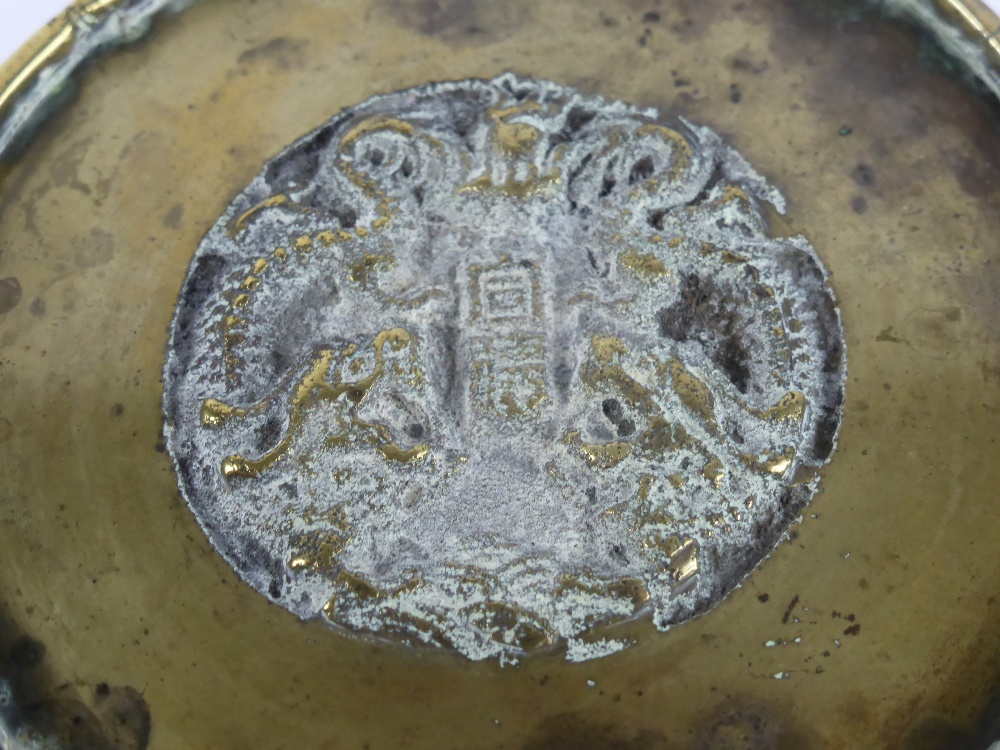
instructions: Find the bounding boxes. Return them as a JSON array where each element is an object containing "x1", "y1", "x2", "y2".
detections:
[{"x1": 163, "y1": 75, "x2": 846, "y2": 662}]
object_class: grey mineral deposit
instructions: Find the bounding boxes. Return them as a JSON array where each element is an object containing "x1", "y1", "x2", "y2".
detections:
[{"x1": 163, "y1": 74, "x2": 846, "y2": 662}]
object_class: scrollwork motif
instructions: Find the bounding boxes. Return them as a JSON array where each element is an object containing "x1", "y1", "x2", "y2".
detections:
[{"x1": 164, "y1": 75, "x2": 845, "y2": 662}]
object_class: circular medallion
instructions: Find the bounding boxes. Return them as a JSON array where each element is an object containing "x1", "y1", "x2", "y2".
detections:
[{"x1": 163, "y1": 74, "x2": 846, "y2": 662}]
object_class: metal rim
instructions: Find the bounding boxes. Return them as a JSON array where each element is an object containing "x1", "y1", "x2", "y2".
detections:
[
  {"x1": 0, "y1": 1, "x2": 130, "y2": 124},
  {"x1": 3, "y1": 0, "x2": 1000, "y2": 156}
]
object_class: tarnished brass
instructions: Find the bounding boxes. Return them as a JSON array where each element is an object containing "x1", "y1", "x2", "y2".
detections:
[{"x1": 3, "y1": 0, "x2": 1000, "y2": 748}]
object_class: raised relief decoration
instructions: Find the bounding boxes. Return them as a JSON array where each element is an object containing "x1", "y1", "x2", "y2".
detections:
[{"x1": 163, "y1": 75, "x2": 846, "y2": 662}]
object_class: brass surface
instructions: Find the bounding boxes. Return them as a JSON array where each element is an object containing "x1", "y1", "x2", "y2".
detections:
[{"x1": 2, "y1": 1, "x2": 1000, "y2": 748}]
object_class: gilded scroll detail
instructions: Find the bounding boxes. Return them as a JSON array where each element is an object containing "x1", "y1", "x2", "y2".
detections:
[{"x1": 163, "y1": 75, "x2": 846, "y2": 662}]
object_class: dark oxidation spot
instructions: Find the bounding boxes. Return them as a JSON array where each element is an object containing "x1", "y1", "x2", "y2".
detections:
[
  {"x1": 381, "y1": 0, "x2": 532, "y2": 46},
  {"x1": 851, "y1": 195, "x2": 868, "y2": 214},
  {"x1": 952, "y1": 155, "x2": 1000, "y2": 199},
  {"x1": 93, "y1": 685, "x2": 152, "y2": 750},
  {"x1": 0, "y1": 602, "x2": 152, "y2": 750},
  {"x1": 8, "y1": 636, "x2": 45, "y2": 670},
  {"x1": 852, "y1": 162, "x2": 876, "y2": 187},
  {"x1": 656, "y1": 273, "x2": 754, "y2": 393},
  {"x1": 782, "y1": 595, "x2": 799, "y2": 624},
  {"x1": 29, "y1": 297, "x2": 46, "y2": 316},
  {"x1": 757, "y1": 593, "x2": 769, "y2": 603},
  {"x1": 111, "y1": 403, "x2": 126, "y2": 418},
  {"x1": 524, "y1": 713, "x2": 668, "y2": 750},
  {"x1": 163, "y1": 203, "x2": 185, "y2": 230},
  {"x1": 696, "y1": 701, "x2": 808, "y2": 750},
  {"x1": 731, "y1": 55, "x2": 770, "y2": 76},
  {"x1": 767, "y1": 0, "x2": 1000, "y2": 315},
  {"x1": 602, "y1": 398, "x2": 636, "y2": 438},
  {"x1": 661, "y1": 0, "x2": 720, "y2": 41},
  {"x1": 980, "y1": 690, "x2": 1000, "y2": 748},
  {"x1": 0, "y1": 277, "x2": 22, "y2": 315},
  {"x1": 876, "y1": 326, "x2": 907, "y2": 344},
  {"x1": 7, "y1": 685, "x2": 154, "y2": 750},
  {"x1": 238, "y1": 37, "x2": 307, "y2": 71},
  {"x1": 75, "y1": 228, "x2": 116, "y2": 269},
  {"x1": 902, "y1": 716, "x2": 975, "y2": 750}
]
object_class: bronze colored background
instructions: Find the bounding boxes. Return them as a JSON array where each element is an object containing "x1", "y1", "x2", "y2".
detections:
[{"x1": 2, "y1": 1, "x2": 1000, "y2": 748}]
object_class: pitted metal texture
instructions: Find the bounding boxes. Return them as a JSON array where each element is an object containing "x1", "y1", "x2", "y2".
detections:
[{"x1": 163, "y1": 74, "x2": 846, "y2": 662}]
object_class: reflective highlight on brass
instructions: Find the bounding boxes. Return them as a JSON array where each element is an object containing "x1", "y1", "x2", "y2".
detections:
[{"x1": 0, "y1": 0, "x2": 193, "y2": 160}]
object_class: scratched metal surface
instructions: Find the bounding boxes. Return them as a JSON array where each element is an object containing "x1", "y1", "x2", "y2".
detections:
[{"x1": 0, "y1": 1, "x2": 1000, "y2": 748}]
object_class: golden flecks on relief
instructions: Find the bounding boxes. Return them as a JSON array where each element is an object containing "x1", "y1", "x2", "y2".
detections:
[{"x1": 163, "y1": 75, "x2": 845, "y2": 663}]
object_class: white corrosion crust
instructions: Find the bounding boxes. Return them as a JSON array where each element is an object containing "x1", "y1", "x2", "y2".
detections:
[
  {"x1": 163, "y1": 74, "x2": 846, "y2": 662},
  {"x1": 0, "y1": 0, "x2": 195, "y2": 161}
]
